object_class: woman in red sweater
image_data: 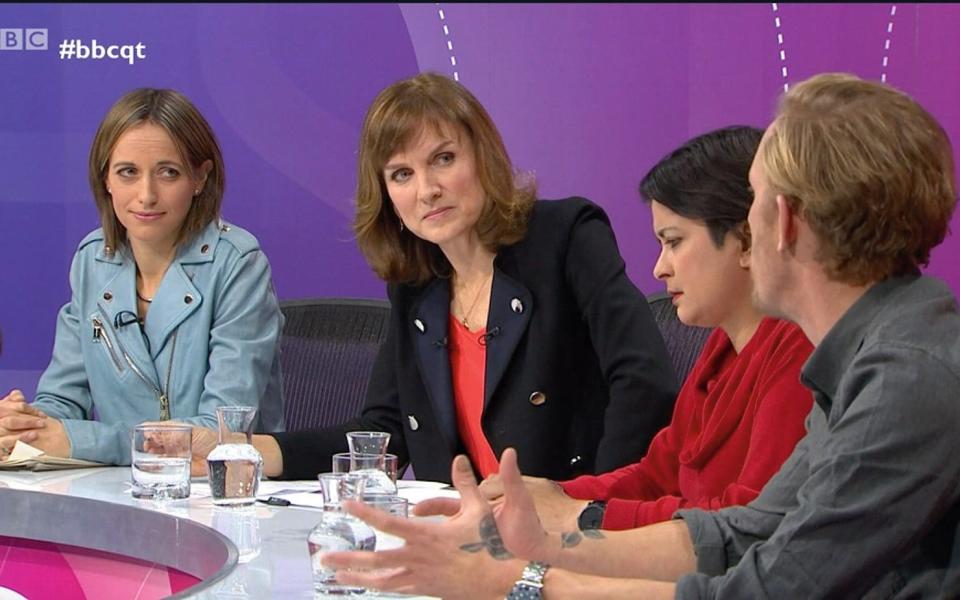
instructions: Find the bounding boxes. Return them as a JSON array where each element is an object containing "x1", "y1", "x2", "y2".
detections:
[{"x1": 478, "y1": 126, "x2": 814, "y2": 531}]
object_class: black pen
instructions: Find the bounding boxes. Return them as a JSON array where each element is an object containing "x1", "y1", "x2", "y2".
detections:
[{"x1": 257, "y1": 496, "x2": 292, "y2": 507}]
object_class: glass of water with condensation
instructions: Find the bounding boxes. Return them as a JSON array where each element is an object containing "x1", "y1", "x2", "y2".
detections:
[
  {"x1": 207, "y1": 406, "x2": 263, "y2": 507},
  {"x1": 131, "y1": 423, "x2": 192, "y2": 501}
]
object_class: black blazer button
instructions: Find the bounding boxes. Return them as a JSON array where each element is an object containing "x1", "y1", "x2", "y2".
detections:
[
  {"x1": 510, "y1": 298, "x2": 524, "y2": 314},
  {"x1": 413, "y1": 318, "x2": 426, "y2": 334},
  {"x1": 408, "y1": 415, "x2": 420, "y2": 431},
  {"x1": 569, "y1": 455, "x2": 582, "y2": 466}
]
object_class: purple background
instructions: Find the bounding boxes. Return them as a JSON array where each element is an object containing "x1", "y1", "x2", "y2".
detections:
[{"x1": 2, "y1": 4, "x2": 959, "y2": 394}]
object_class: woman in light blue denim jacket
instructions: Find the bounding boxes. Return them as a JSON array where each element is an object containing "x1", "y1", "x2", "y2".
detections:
[{"x1": 0, "y1": 89, "x2": 285, "y2": 465}]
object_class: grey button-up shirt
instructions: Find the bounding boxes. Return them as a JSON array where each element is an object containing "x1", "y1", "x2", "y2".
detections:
[{"x1": 675, "y1": 274, "x2": 960, "y2": 599}]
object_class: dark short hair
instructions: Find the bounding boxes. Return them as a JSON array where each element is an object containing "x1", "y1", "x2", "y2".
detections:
[
  {"x1": 354, "y1": 72, "x2": 536, "y2": 285},
  {"x1": 88, "y1": 88, "x2": 225, "y2": 254},
  {"x1": 639, "y1": 126, "x2": 763, "y2": 247}
]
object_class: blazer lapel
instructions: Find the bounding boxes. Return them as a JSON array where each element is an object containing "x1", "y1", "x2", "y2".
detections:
[
  {"x1": 410, "y1": 279, "x2": 458, "y2": 455},
  {"x1": 483, "y1": 267, "x2": 533, "y2": 409}
]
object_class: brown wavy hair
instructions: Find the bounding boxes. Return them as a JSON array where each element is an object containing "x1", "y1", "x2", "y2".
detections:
[
  {"x1": 88, "y1": 88, "x2": 225, "y2": 255},
  {"x1": 761, "y1": 73, "x2": 956, "y2": 284},
  {"x1": 354, "y1": 72, "x2": 536, "y2": 285}
]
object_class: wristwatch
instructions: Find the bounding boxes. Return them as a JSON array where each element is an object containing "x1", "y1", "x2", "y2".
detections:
[
  {"x1": 505, "y1": 561, "x2": 550, "y2": 600},
  {"x1": 577, "y1": 500, "x2": 607, "y2": 531}
]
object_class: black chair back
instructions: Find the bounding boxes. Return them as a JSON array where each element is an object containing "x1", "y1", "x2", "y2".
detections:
[
  {"x1": 279, "y1": 298, "x2": 390, "y2": 431},
  {"x1": 646, "y1": 292, "x2": 712, "y2": 385}
]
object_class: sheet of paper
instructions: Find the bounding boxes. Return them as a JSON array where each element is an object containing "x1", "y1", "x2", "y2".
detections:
[
  {"x1": 396, "y1": 486, "x2": 459, "y2": 505},
  {"x1": 0, "y1": 441, "x2": 104, "y2": 471},
  {"x1": 254, "y1": 480, "x2": 457, "y2": 509}
]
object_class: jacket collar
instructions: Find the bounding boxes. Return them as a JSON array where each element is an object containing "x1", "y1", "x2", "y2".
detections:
[{"x1": 95, "y1": 221, "x2": 220, "y2": 360}]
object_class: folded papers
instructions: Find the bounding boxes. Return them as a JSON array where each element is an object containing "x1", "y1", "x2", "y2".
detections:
[{"x1": 0, "y1": 441, "x2": 103, "y2": 471}]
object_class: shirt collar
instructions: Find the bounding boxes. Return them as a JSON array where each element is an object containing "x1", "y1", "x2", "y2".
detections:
[{"x1": 800, "y1": 273, "x2": 921, "y2": 409}]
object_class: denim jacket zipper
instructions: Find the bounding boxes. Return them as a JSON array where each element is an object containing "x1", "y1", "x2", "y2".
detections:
[{"x1": 93, "y1": 307, "x2": 177, "y2": 421}]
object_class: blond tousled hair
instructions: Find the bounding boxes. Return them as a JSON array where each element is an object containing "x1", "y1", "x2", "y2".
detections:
[{"x1": 761, "y1": 73, "x2": 956, "y2": 284}]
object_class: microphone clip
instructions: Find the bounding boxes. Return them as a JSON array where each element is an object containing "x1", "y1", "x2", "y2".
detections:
[
  {"x1": 478, "y1": 326, "x2": 501, "y2": 346},
  {"x1": 113, "y1": 310, "x2": 141, "y2": 329}
]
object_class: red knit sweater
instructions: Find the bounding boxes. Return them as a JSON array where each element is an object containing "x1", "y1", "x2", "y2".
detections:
[{"x1": 560, "y1": 318, "x2": 813, "y2": 530}]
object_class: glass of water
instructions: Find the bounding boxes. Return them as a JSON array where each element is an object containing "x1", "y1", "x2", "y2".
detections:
[
  {"x1": 207, "y1": 406, "x2": 263, "y2": 507},
  {"x1": 131, "y1": 423, "x2": 192, "y2": 501}
]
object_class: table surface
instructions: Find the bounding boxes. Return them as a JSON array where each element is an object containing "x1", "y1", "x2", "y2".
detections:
[{"x1": 0, "y1": 467, "x2": 441, "y2": 599}]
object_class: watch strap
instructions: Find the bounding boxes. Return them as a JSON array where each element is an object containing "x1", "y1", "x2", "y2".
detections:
[{"x1": 505, "y1": 561, "x2": 550, "y2": 600}]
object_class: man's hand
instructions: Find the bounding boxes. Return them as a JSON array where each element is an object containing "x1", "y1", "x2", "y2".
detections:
[
  {"x1": 489, "y1": 449, "x2": 563, "y2": 563},
  {"x1": 321, "y1": 453, "x2": 530, "y2": 599},
  {"x1": 412, "y1": 449, "x2": 564, "y2": 562},
  {"x1": 480, "y1": 473, "x2": 589, "y2": 532}
]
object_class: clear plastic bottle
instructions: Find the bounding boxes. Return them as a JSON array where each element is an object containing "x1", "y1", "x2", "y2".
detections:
[{"x1": 308, "y1": 472, "x2": 376, "y2": 595}]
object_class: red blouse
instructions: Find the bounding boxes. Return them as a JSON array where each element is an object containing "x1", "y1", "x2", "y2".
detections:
[
  {"x1": 448, "y1": 314, "x2": 500, "y2": 478},
  {"x1": 560, "y1": 318, "x2": 814, "y2": 529}
]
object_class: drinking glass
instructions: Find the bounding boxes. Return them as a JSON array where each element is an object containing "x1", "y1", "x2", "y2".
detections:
[
  {"x1": 345, "y1": 431, "x2": 390, "y2": 456},
  {"x1": 207, "y1": 406, "x2": 263, "y2": 507},
  {"x1": 332, "y1": 452, "x2": 398, "y2": 495},
  {"x1": 308, "y1": 472, "x2": 375, "y2": 595},
  {"x1": 131, "y1": 423, "x2": 191, "y2": 501},
  {"x1": 362, "y1": 494, "x2": 409, "y2": 518}
]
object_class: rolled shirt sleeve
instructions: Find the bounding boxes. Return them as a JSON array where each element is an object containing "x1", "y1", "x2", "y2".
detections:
[{"x1": 674, "y1": 342, "x2": 960, "y2": 598}]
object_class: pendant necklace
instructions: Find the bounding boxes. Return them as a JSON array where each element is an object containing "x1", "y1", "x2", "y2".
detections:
[{"x1": 456, "y1": 273, "x2": 491, "y2": 329}]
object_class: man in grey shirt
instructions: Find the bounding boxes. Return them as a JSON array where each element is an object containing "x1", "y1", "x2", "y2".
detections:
[{"x1": 319, "y1": 73, "x2": 960, "y2": 600}]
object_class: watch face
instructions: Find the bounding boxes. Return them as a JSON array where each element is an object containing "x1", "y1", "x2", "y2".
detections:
[{"x1": 578, "y1": 501, "x2": 606, "y2": 530}]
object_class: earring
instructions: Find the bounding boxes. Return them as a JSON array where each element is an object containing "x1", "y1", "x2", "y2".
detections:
[
  {"x1": 194, "y1": 189, "x2": 201, "y2": 196},
  {"x1": 106, "y1": 187, "x2": 112, "y2": 194},
  {"x1": 399, "y1": 219, "x2": 405, "y2": 232}
]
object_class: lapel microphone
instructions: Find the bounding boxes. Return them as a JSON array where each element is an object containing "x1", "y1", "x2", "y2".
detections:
[
  {"x1": 478, "y1": 326, "x2": 501, "y2": 346},
  {"x1": 114, "y1": 310, "x2": 140, "y2": 329}
]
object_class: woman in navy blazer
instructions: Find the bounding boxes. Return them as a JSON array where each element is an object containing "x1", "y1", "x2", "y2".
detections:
[{"x1": 206, "y1": 73, "x2": 677, "y2": 483}]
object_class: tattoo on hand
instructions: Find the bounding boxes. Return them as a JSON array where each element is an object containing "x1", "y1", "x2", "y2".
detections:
[
  {"x1": 459, "y1": 514, "x2": 515, "y2": 560},
  {"x1": 560, "y1": 528, "x2": 605, "y2": 549}
]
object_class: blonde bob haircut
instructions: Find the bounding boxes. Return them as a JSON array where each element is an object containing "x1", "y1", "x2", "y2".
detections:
[
  {"x1": 354, "y1": 72, "x2": 536, "y2": 285},
  {"x1": 88, "y1": 88, "x2": 226, "y2": 255},
  {"x1": 761, "y1": 73, "x2": 957, "y2": 285}
]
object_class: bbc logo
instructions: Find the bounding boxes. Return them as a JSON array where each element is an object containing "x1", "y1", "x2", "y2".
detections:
[{"x1": 0, "y1": 28, "x2": 48, "y2": 51}]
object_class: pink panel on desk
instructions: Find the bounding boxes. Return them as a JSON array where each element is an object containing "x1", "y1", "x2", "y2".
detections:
[
  {"x1": 0, "y1": 536, "x2": 200, "y2": 599},
  {"x1": 0, "y1": 539, "x2": 84, "y2": 599}
]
